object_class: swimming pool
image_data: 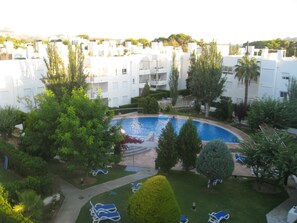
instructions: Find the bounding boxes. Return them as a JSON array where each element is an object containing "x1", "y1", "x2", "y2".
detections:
[{"x1": 111, "y1": 115, "x2": 240, "y2": 143}]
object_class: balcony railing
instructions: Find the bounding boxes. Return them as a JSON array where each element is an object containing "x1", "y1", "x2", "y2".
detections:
[
  {"x1": 150, "y1": 80, "x2": 167, "y2": 86},
  {"x1": 139, "y1": 69, "x2": 151, "y2": 75}
]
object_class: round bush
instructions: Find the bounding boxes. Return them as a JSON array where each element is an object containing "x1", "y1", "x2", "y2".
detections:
[
  {"x1": 196, "y1": 140, "x2": 234, "y2": 182},
  {"x1": 127, "y1": 175, "x2": 180, "y2": 223}
]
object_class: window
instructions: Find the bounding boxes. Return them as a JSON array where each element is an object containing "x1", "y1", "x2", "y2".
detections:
[
  {"x1": 280, "y1": 91, "x2": 288, "y2": 98},
  {"x1": 122, "y1": 68, "x2": 127, "y2": 75},
  {"x1": 282, "y1": 76, "x2": 289, "y2": 80}
]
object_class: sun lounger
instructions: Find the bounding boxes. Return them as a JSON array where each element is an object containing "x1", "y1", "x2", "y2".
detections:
[
  {"x1": 180, "y1": 214, "x2": 189, "y2": 223},
  {"x1": 89, "y1": 201, "x2": 117, "y2": 215},
  {"x1": 90, "y1": 168, "x2": 109, "y2": 176},
  {"x1": 131, "y1": 182, "x2": 142, "y2": 192},
  {"x1": 92, "y1": 210, "x2": 121, "y2": 223},
  {"x1": 208, "y1": 210, "x2": 230, "y2": 223},
  {"x1": 235, "y1": 153, "x2": 247, "y2": 164}
]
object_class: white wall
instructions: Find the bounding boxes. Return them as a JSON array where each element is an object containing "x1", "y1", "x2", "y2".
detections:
[{"x1": 0, "y1": 59, "x2": 46, "y2": 112}]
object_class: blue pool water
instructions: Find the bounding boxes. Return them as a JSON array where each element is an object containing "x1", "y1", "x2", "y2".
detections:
[{"x1": 111, "y1": 116, "x2": 240, "y2": 143}]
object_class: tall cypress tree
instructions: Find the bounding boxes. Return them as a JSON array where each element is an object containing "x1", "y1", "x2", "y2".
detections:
[
  {"x1": 177, "y1": 119, "x2": 202, "y2": 170},
  {"x1": 155, "y1": 122, "x2": 178, "y2": 172},
  {"x1": 169, "y1": 52, "x2": 179, "y2": 106}
]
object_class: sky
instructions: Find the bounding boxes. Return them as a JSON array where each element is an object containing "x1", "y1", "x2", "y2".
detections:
[{"x1": 1, "y1": 0, "x2": 297, "y2": 44}]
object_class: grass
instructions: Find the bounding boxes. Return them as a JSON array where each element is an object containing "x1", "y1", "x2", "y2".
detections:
[
  {"x1": 76, "y1": 171, "x2": 287, "y2": 223},
  {"x1": 48, "y1": 160, "x2": 135, "y2": 189}
]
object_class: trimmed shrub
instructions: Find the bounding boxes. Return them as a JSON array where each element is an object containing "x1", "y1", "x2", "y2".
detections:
[
  {"x1": 0, "y1": 139, "x2": 48, "y2": 177},
  {"x1": 138, "y1": 96, "x2": 159, "y2": 114},
  {"x1": 196, "y1": 140, "x2": 234, "y2": 186},
  {"x1": 127, "y1": 175, "x2": 180, "y2": 223}
]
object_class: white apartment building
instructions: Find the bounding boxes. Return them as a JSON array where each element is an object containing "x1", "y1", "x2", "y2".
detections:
[{"x1": 0, "y1": 40, "x2": 297, "y2": 112}]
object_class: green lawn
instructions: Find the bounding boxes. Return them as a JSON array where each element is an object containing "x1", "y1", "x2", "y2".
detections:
[
  {"x1": 48, "y1": 161, "x2": 135, "y2": 189},
  {"x1": 76, "y1": 171, "x2": 288, "y2": 223}
]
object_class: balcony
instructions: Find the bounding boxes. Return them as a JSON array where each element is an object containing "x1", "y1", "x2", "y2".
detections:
[
  {"x1": 151, "y1": 67, "x2": 166, "y2": 74},
  {"x1": 90, "y1": 76, "x2": 108, "y2": 83},
  {"x1": 139, "y1": 69, "x2": 151, "y2": 75},
  {"x1": 150, "y1": 80, "x2": 167, "y2": 86}
]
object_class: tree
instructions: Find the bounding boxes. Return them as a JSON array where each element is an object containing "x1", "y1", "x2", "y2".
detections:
[
  {"x1": 42, "y1": 43, "x2": 66, "y2": 99},
  {"x1": 66, "y1": 43, "x2": 88, "y2": 92},
  {"x1": 55, "y1": 88, "x2": 122, "y2": 171},
  {"x1": 153, "y1": 33, "x2": 192, "y2": 52},
  {"x1": 141, "y1": 81, "x2": 150, "y2": 97},
  {"x1": 177, "y1": 119, "x2": 202, "y2": 170},
  {"x1": 196, "y1": 140, "x2": 234, "y2": 187},
  {"x1": 77, "y1": 34, "x2": 89, "y2": 40},
  {"x1": 21, "y1": 91, "x2": 62, "y2": 160},
  {"x1": 156, "y1": 122, "x2": 178, "y2": 172},
  {"x1": 214, "y1": 96, "x2": 233, "y2": 121},
  {"x1": 229, "y1": 44, "x2": 240, "y2": 55},
  {"x1": 137, "y1": 38, "x2": 150, "y2": 48},
  {"x1": 234, "y1": 56, "x2": 260, "y2": 107},
  {"x1": 127, "y1": 175, "x2": 180, "y2": 223},
  {"x1": 0, "y1": 106, "x2": 21, "y2": 139},
  {"x1": 288, "y1": 77, "x2": 297, "y2": 104},
  {"x1": 169, "y1": 52, "x2": 179, "y2": 106},
  {"x1": 247, "y1": 98, "x2": 294, "y2": 130},
  {"x1": 241, "y1": 131, "x2": 278, "y2": 184},
  {"x1": 241, "y1": 130, "x2": 297, "y2": 186},
  {"x1": 189, "y1": 41, "x2": 226, "y2": 117},
  {"x1": 13, "y1": 190, "x2": 43, "y2": 222},
  {"x1": 234, "y1": 102, "x2": 248, "y2": 123},
  {"x1": 42, "y1": 42, "x2": 87, "y2": 100},
  {"x1": 138, "y1": 96, "x2": 159, "y2": 114},
  {"x1": 0, "y1": 186, "x2": 32, "y2": 223}
]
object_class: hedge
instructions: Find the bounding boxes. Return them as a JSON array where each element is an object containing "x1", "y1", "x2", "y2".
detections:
[
  {"x1": 5, "y1": 176, "x2": 52, "y2": 201},
  {"x1": 131, "y1": 91, "x2": 170, "y2": 104},
  {"x1": 0, "y1": 139, "x2": 48, "y2": 177},
  {"x1": 178, "y1": 89, "x2": 191, "y2": 96}
]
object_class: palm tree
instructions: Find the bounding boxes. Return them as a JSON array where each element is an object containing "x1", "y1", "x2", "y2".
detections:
[
  {"x1": 13, "y1": 190, "x2": 43, "y2": 221},
  {"x1": 234, "y1": 56, "x2": 260, "y2": 107}
]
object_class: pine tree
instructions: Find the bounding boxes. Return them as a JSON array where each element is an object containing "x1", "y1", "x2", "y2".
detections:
[
  {"x1": 155, "y1": 122, "x2": 178, "y2": 172},
  {"x1": 177, "y1": 119, "x2": 202, "y2": 170}
]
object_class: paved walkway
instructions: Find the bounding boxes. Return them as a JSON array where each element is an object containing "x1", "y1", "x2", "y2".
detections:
[
  {"x1": 52, "y1": 167, "x2": 157, "y2": 223},
  {"x1": 266, "y1": 177, "x2": 297, "y2": 223}
]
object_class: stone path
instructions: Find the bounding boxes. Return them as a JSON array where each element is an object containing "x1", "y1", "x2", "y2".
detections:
[
  {"x1": 266, "y1": 177, "x2": 297, "y2": 223},
  {"x1": 52, "y1": 167, "x2": 157, "y2": 223}
]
